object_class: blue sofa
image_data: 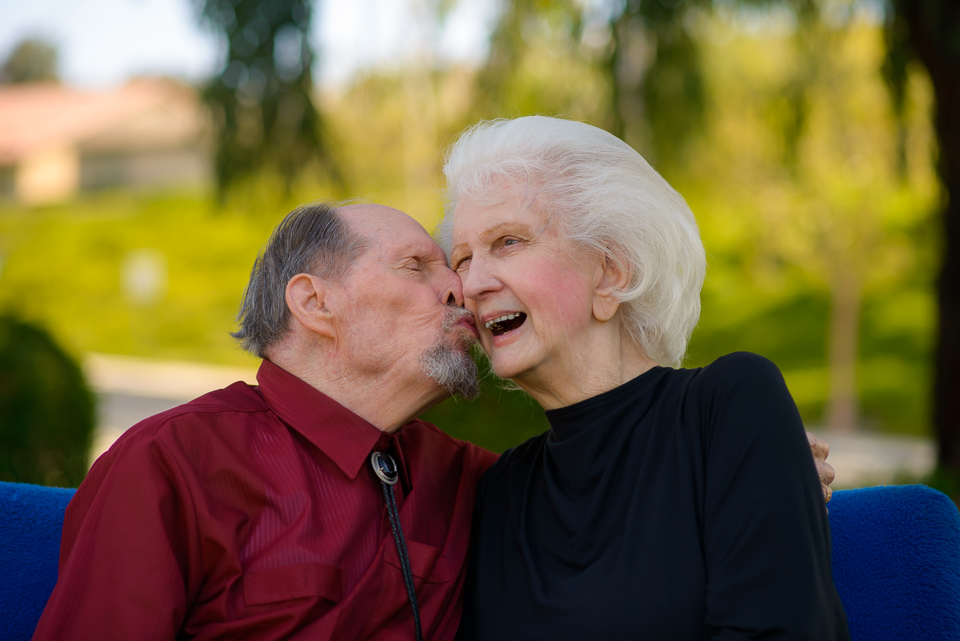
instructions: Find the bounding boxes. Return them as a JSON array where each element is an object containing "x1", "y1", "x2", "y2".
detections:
[{"x1": 2, "y1": 481, "x2": 958, "y2": 640}]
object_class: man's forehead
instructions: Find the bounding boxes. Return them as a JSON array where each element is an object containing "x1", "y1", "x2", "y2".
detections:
[
  {"x1": 382, "y1": 229, "x2": 446, "y2": 261},
  {"x1": 338, "y1": 203, "x2": 442, "y2": 258}
]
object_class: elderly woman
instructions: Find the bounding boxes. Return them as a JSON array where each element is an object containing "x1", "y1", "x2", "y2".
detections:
[{"x1": 439, "y1": 117, "x2": 849, "y2": 640}]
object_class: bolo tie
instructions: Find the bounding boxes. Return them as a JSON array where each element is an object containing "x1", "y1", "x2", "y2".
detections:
[{"x1": 370, "y1": 451, "x2": 423, "y2": 641}]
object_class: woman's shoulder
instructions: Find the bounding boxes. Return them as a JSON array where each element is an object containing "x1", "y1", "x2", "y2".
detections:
[
  {"x1": 683, "y1": 351, "x2": 786, "y2": 399},
  {"x1": 670, "y1": 352, "x2": 798, "y2": 435},
  {"x1": 696, "y1": 351, "x2": 781, "y2": 377},
  {"x1": 477, "y1": 430, "x2": 550, "y2": 489},
  {"x1": 680, "y1": 352, "x2": 803, "y2": 446}
]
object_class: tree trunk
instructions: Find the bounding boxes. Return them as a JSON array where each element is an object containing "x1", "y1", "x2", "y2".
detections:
[
  {"x1": 898, "y1": 2, "x2": 960, "y2": 477},
  {"x1": 825, "y1": 265, "x2": 861, "y2": 432}
]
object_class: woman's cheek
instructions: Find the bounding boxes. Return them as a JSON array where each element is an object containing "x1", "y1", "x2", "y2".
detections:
[{"x1": 528, "y1": 265, "x2": 595, "y2": 334}]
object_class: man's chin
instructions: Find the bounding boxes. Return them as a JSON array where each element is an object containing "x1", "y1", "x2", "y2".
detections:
[
  {"x1": 420, "y1": 339, "x2": 481, "y2": 401},
  {"x1": 448, "y1": 329, "x2": 479, "y2": 352}
]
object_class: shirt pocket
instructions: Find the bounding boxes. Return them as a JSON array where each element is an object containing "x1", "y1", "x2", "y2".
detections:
[
  {"x1": 384, "y1": 539, "x2": 453, "y2": 585},
  {"x1": 243, "y1": 562, "x2": 346, "y2": 606}
]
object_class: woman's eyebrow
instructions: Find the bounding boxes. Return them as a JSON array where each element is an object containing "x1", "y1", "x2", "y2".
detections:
[
  {"x1": 460, "y1": 222, "x2": 532, "y2": 254},
  {"x1": 450, "y1": 221, "x2": 537, "y2": 261},
  {"x1": 476, "y1": 222, "x2": 533, "y2": 241}
]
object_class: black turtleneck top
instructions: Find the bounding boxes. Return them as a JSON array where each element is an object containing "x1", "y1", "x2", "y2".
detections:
[{"x1": 457, "y1": 352, "x2": 849, "y2": 640}]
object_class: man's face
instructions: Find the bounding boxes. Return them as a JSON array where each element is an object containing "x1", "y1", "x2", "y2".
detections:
[{"x1": 333, "y1": 204, "x2": 480, "y2": 400}]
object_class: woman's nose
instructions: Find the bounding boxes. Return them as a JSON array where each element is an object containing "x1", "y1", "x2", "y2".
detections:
[{"x1": 460, "y1": 257, "x2": 498, "y2": 301}]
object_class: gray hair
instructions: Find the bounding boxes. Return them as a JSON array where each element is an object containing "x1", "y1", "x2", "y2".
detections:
[
  {"x1": 437, "y1": 116, "x2": 706, "y2": 368},
  {"x1": 419, "y1": 307, "x2": 481, "y2": 400},
  {"x1": 233, "y1": 202, "x2": 368, "y2": 357}
]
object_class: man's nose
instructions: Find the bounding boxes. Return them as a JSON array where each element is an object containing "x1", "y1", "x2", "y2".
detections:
[{"x1": 440, "y1": 266, "x2": 464, "y2": 307}]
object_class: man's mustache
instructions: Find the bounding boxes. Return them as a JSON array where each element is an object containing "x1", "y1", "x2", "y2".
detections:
[{"x1": 442, "y1": 307, "x2": 475, "y2": 331}]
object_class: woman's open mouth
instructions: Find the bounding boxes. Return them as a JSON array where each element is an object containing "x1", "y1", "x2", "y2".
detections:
[{"x1": 484, "y1": 313, "x2": 527, "y2": 336}]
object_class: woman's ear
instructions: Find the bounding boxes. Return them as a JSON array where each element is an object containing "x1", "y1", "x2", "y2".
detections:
[
  {"x1": 593, "y1": 253, "x2": 631, "y2": 323},
  {"x1": 285, "y1": 273, "x2": 337, "y2": 339}
]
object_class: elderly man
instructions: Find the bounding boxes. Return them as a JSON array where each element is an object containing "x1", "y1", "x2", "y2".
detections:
[
  {"x1": 33, "y1": 202, "x2": 834, "y2": 640},
  {"x1": 34, "y1": 203, "x2": 493, "y2": 640}
]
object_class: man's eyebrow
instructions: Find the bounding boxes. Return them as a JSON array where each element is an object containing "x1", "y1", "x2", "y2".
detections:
[{"x1": 388, "y1": 240, "x2": 445, "y2": 263}]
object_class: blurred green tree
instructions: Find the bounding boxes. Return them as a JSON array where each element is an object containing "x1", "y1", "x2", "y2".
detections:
[
  {"x1": 882, "y1": 0, "x2": 960, "y2": 489},
  {"x1": 0, "y1": 38, "x2": 58, "y2": 84},
  {"x1": 0, "y1": 316, "x2": 95, "y2": 487},
  {"x1": 195, "y1": 0, "x2": 339, "y2": 199},
  {"x1": 682, "y1": 18, "x2": 936, "y2": 432}
]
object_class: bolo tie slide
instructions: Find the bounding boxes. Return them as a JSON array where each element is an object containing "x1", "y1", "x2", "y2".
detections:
[{"x1": 371, "y1": 451, "x2": 423, "y2": 641}]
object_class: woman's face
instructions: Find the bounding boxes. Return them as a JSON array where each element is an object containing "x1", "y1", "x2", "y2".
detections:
[{"x1": 449, "y1": 187, "x2": 602, "y2": 386}]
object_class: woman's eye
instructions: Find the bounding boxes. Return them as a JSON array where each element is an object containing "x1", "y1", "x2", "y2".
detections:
[
  {"x1": 502, "y1": 238, "x2": 520, "y2": 248},
  {"x1": 455, "y1": 258, "x2": 471, "y2": 273}
]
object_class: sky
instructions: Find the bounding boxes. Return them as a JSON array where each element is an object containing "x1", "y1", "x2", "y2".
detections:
[{"x1": 0, "y1": 0, "x2": 496, "y2": 89}]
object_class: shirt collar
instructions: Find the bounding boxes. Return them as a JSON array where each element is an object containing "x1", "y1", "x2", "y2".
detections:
[{"x1": 255, "y1": 359, "x2": 385, "y2": 480}]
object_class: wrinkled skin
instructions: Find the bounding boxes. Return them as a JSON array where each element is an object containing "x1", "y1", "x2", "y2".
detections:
[{"x1": 808, "y1": 432, "x2": 835, "y2": 504}]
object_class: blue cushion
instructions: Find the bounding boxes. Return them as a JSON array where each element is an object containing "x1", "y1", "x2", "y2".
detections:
[
  {"x1": 0, "y1": 481, "x2": 75, "y2": 641},
  {"x1": 2, "y1": 482, "x2": 959, "y2": 640},
  {"x1": 829, "y1": 484, "x2": 960, "y2": 640}
]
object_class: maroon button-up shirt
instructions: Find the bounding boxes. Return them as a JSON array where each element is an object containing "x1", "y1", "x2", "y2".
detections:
[{"x1": 33, "y1": 360, "x2": 497, "y2": 640}]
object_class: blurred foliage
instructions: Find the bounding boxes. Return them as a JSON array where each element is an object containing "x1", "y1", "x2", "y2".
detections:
[
  {"x1": 680, "y1": 15, "x2": 938, "y2": 434},
  {"x1": 0, "y1": 316, "x2": 94, "y2": 487},
  {"x1": 422, "y1": 353, "x2": 550, "y2": 454},
  {"x1": 924, "y1": 465, "x2": 960, "y2": 506},
  {"x1": 0, "y1": 193, "x2": 274, "y2": 367},
  {"x1": 475, "y1": 0, "x2": 822, "y2": 172},
  {"x1": 882, "y1": 0, "x2": 959, "y2": 163},
  {"x1": 195, "y1": 0, "x2": 339, "y2": 200},
  {"x1": 0, "y1": 38, "x2": 58, "y2": 84},
  {"x1": 323, "y1": 67, "x2": 480, "y2": 226},
  {"x1": 467, "y1": 0, "x2": 620, "y2": 148}
]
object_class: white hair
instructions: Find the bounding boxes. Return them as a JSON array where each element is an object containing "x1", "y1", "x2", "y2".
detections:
[{"x1": 437, "y1": 116, "x2": 706, "y2": 368}]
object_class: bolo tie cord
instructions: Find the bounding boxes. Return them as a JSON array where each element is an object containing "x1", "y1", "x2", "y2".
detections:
[{"x1": 371, "y1": 451, "x2": 424, "y2": 641}]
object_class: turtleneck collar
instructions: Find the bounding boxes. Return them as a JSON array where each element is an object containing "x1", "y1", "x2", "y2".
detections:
[{"x1": 544, "y1": 365, "x2": 666, "y2": 442}]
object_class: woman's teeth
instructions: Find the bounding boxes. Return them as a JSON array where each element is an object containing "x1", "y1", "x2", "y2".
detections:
[
  {"x1": 484, "y1": 313, "x2": 527, "y2": 336},
  {"x1": 485, "y1": 313, "x2": 520, "y2": 328}
]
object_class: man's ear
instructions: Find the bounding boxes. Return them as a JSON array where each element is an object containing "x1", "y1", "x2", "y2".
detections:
[
  {"x1": 285, "y1": 273, "x2": 337, "y2": 339},
  {"x1": 593, "y1": 253, "x2": 631, "y2": 323}
]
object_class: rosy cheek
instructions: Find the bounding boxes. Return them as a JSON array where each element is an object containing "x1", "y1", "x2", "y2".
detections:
[{"x1": 526, "y1": 261, "x2": 594, "y2": 333}]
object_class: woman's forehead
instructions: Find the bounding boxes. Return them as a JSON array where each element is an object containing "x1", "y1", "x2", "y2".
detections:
[
  {"x1": 454, "y1": 190, "x2": 544, "y2": 229},
  {"x1": 449, "y1": 203, "x2": 557, "y2": 262},
  {"x1": 462, "y1": 177, "x2": 541, "y2": 210}
]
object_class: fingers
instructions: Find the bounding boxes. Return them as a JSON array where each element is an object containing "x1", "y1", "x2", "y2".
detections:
[
  {"x1": 817, "y1": 459, "x2": 835, "y2": 506},
  {"x1": 816, "y1": 458, "x2": 836, "y2": 488},
  {"x1": 807, "y1": 432, "x2": 835, "y2": 506},
  {"x1": 807, "y1": 431, "x2": 834, "y2": 485},
  {"x1": 807, "y1": 431, "x2": 830, "y2": 463}
]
